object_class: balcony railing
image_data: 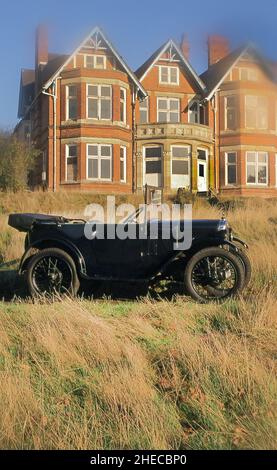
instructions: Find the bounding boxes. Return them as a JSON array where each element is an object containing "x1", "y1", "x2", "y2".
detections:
[{"x1": 136, "y1": 122, "x2": 213, "y2": 143}]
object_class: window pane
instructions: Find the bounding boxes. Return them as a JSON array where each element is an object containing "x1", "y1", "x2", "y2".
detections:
[
  {"x1": 170, "y1": 100, "x2": 179, "y2": 110},
  {"x1": 170, "y1": 68, "x2": 178, "y2": 83},
  {"x1": 227, "y1": 109, "x2": 237, "y2": 129},
  {"x1": 88, "y1": 85, "x2": 98, "y2": 97},
  {"x1": 68, "y1": 85, "x2": 77, "y2": 97},
  {"x1": 172, "y1": 147, "x2": 189, "y2": 158},
  {"x1": 101, "y1": 145, "x2": 111, "y2": 157},
  {"x1": 120, "y1": 89, "x2": 125, "y2": 100},
  {"x1": 67, "y1": 157, "x2": 78, "y2": 181},
  {"x1": 87, "y1": 145, "x2": 98, "y2": 156},
  {"x1": 100, "y1": 99, "x2": 111, "y2": 119},
  {"x1": 120, "y1": 160, "x2": 124, "y2": 181},
  {"x1": 68, "y1": 145, "x2": 77, "y2": 157},
  {"x1": 145, "y1": 147, "x2": 162, "y2": 158},
  {"x1": 258, "y1": 166, "x2": 266, "y2": 184},
  {"x1": 86, "y1": 56, "x2": 94, "y2": 68},
  {"x1": 140, "y1": 109, "x2": 147, "y2": 123},
  {"x1": 158, "y1": 112, "x2": 167, "y2": 122},
  {"x1": 172, "y1": 160, "x2": 188, "y2": 175},
  {"x1": 101, "y1": 159, "x2": 111, "y2": 179},
  {"x1": 146, "y1": 160, "x2": 162, "y2": 173},
  {"x1": 169, "y1": 112, "x2": 179, "y2": 123},
  {"x1": 197, "y1": 149, "x2": 206, "y2": 160},
  {"x1": 88, "y1": 98, "x2": 98, "y2": 118},
  {"x1": 95, "y1": 56, "x2": 105, "y2": 68},
  {"x1": 247, "y1": 165, "x2": 256, "y2": 183},
  {"x1": 258, "y1": 153, "x2": 267, "y2": 163},
  {"x1": 247, "y1": 152, "x2": 256, "y2": 162},
  {"x1": 227, "y1": 165, "x2": 236, "y2": 184},
  {"x1": 158, "y1": 99, "x2": 167, "y2": 110},
  {"x1": 88, "y1": 158, "x2": 98, "y2": 178},
  {"x1": 227, "y1": 96, "x2": 236, "y2": 107},
  {"x1": 101, "y1": 86, "x2": 111, "y2": 97},
  {"x1": 120, "y1": 147, "x2": 125, "y2": 158},
  {"x1": 161, "y1": 67, "x2": 168, "y2": 82},
  {"x1": 120, "y1": 102, "x2": 125, "y2": 122},
  {"x1": 227, "y1": 152, "x2": 236, "y2": 163},
  {"x1": 68, "y1": 99, "x2": 77, "y2": 119}
]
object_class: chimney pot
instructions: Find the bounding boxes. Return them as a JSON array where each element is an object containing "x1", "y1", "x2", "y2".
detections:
[
  {"x1": 180, "y1": 33, "x2": 190, "y2": 60},
  {"x1": 208, "y1": 35, "x2": 229, "y2": 66}
]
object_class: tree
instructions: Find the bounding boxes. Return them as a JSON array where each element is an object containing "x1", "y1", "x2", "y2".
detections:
[{"x1": 0, "y1": 132, "x2": 37, "y2": 191}]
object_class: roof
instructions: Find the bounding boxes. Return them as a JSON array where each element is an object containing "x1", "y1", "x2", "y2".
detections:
[
  {"x1": 200, "y1": 44, "x2": 277, "y2": 99},
  {"x1": 40, "y1": 53, "x2": 69, "y2": 85},
  {"x1": 43, "y1": 26, "x2": 147, "y2": 99},
  {"x1": 135, "y1": 39, "x2": 206, "y2": 92}
]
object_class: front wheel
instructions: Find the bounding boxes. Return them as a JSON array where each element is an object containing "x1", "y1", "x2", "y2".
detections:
[
  {"x1": 184, "y1": 247, "x2": 245, "y2": 303},
  {"x1": 26, "y1": 248, "x2": 80, "y2": 297}
]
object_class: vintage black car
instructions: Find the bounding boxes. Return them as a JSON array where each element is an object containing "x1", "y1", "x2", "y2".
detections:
[{"x1": 8, "y1": 211, "x2": 251, "y2": 302}]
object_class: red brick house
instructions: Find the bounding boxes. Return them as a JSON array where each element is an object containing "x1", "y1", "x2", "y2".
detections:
[{"x1": 15, "y1": 26, "x2": 277, "y2": 197}]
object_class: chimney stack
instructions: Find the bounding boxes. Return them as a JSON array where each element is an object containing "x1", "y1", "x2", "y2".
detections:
[
  {"x1": 208, "y1": 35, "x2": 229, "y2": 66},
  {"x1": 180, "y1": 33, "x2": 190, "y2": 60},
  {"x1": 35, "y1": 24, "x2": 48, "y2": 69}
]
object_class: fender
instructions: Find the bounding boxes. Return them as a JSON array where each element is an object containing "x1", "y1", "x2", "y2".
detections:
[{"x1": 18, "y1": 238, "x2": 88, "y2": 277}]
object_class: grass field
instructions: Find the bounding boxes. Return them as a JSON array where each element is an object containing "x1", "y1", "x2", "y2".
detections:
[{"x1": 0, "y1": 191, "x2": 276, "y2": 449}]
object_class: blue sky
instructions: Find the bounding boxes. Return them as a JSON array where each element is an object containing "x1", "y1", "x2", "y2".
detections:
[{"x1": 1, "y1": 0, "x2": 277, "y2": 129}]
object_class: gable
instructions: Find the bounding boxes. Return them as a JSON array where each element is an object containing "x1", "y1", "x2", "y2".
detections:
[
  {"x1": 136, "y1": 40, "x2": 205, "y2": 93},
  {"x1": 43, "y1": 27, "x2": 147, "y2": 99}
]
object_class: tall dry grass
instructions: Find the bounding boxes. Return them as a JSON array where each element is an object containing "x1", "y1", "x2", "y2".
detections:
[{"x1": 0, "y1": 191, "x2": 276, "y2": 449}]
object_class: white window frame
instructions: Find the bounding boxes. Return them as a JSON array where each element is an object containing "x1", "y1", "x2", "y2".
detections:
[
  {"x1": 239, "y1": 67, "x2": 258, "y2": 81},
  {"x1": 66, "y1": 85, "x2": 78, "y2": 120},
  {"x1": 120, "y1": 146, "x2": 127, "y2": 183},
  {"x1": 119, "y1": 87, "x2": 126, "y2": 124},
  {"x1": 84, "y1": 54, "x2": 106, "y2": 69},
  {"x1": 225, "y1": 152, "x2": 237, "y2": 186},
  {"x1": 157, "y1": 97, "x2": 180, "y2": 123},
  {"x1": 159, "y1": 66, "x2": 179, "y2": 85},
  {"x1": 245, "y1": 95, "x2": 268, "y2": 130},
  {"x1": 65, "y1": 144, "x2": 78, "y2": 182},
  {"x1": 246, "y1": 151, "x2": 268, "y2": 186},
  {"x1": 86, "y1": 84, "x2": 112, "y2": 120},
  {"x1": 86, "y1": 143, "x2": 112, "y2": 181},
  {"x1": 275, "y1": 154, "x2": 277, "y2": 188},
  {"x1": 139, "y1": 97, "x2": 149, "y2": 123}
]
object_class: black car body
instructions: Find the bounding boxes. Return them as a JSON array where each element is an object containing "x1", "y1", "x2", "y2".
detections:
[{"x1": 8, "y1": 212, "x2": 250, "y2": 302}]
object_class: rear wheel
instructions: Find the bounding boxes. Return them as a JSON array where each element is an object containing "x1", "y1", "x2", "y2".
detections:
[
  {"x1": 184, "y1": 247, "x2": 245, "y2": 303},
  {"x1": 26, "y1": 248, "x2": 79, "y2": 297}
]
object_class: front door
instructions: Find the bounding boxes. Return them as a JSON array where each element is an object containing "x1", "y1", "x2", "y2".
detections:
[{"x1": 197, "y1": 149, "x2": 208, "y2": 192}]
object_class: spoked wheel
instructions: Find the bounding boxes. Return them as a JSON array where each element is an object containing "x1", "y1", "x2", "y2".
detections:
[
  {"x1": 184, "y1": 247, "x2": 245, "y2": 303},
  {"x1": 26, "y1": 248, "x2": 80, "y2": 297}
]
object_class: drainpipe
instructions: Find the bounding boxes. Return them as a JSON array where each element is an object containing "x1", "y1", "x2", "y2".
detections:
[
  {"x1": 131, "y1": 87, "x2": 138, "y2": 193},
  {"x1": 42, "y1": 78, "x2": 58, "y2": 192},
  {"x1": 211, "y1": 91, "x2": 219, "y2": 192}
]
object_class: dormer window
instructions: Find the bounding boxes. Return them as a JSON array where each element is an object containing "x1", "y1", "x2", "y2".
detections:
[
  {"x1": 85, "y1": 55, "x2": 106, "y2": 69},
  {"x1": 159, "y1": 66, "x2": 179, "y2": 85}
]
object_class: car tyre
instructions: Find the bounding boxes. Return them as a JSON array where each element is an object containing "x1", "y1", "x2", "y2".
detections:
[
  {"x1": 26, "y1": 247, "x2": 80, "y2": 297},
  {"x1": 184, "y1": 247, "x2": 245, "y2": 303}
]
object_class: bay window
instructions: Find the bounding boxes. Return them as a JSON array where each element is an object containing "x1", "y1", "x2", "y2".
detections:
[
  {"x1": 246, "y1": 151, "x2": 268, "y2": 185},
  {"x1": 189, "y1": 100, "x2": 205, "y2": 124},
  {"x1": 87, "y1": 84, "x2": 112, "y2": 120},
  {"x1": 157, "y1": 97, "x2": 180, "y2": 123},
  {"x1": 87, "y1": 144, "x2": 112, "y2": 181},
  {"x1": 171, "y1": 146, "x2": 190, "y2": 188}
]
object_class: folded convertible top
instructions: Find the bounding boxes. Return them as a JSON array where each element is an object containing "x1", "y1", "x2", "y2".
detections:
[{"x1": 8, "y1": 213, "x2": 66, "y2": 232}]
